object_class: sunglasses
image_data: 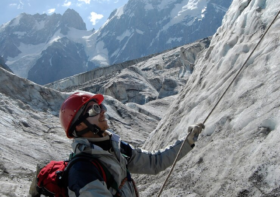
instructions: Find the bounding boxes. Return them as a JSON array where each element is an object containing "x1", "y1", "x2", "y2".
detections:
[{"x1": 87, "y1": 103, "x2": 107, "y2": 117}]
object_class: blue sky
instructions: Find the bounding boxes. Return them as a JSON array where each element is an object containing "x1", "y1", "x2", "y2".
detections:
[{"x1": 1, "y1": 0, "x2": 128, "y2": 30}]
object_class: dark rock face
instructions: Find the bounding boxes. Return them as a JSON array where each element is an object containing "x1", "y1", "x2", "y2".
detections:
[
  {"x1": 0, "y1": 37, "x2": 21, "y2": 59},
  {"x1": 28, "y1": 37, "x2": 91, "y2": 85},
  {"x1": 0, "y1": 56, "x2": 13, "y2": 72},
  {"x1": 60, "y1": 9, "x2": 87, "y2": 35}
]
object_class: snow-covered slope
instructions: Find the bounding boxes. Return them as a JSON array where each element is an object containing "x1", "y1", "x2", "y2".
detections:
[
  {"x1": 97, "y1": 0, "x2": 232, "y2": 64},
  {"x1": 138, "y1": 0, "x2": 280, "y2": 196}
]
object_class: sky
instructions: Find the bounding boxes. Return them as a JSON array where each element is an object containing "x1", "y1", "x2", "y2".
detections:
[{"x1": 1, "y1": 0, "x2": 129, "y2": 30}]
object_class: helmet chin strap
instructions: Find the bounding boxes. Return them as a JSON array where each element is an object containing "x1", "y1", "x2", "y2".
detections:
[{"x1": 76, "y1": 119, "x2": 105, "y2": 137}]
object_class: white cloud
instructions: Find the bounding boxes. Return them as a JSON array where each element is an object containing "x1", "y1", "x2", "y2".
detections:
[
  {"x1": 8, "y1": 2, "x2": 23, "y2": 9},
  {"x1": 63, "y1": 1, "x2": 72, "y2": 7},
  {"x1": 78, "y1": 0, "x2": 91, "y2": 4},
  {"x1": 47, "y1": 9, "x2": 56, "y2": 14},
  {"x1": 16, "y1": 0, "x2": 24, "y2": 9},
  {"x1": 89, "y1": 12, "x2": 104, "y2": 25}
]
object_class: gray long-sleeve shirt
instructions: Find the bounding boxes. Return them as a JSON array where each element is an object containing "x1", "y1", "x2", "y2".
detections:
[{"x1": 68, "y1": 130, "x2": 193, "y2": 197}]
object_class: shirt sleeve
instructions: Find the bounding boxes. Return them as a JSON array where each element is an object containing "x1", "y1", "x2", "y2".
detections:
[{"x1": 126, "y1": 139, "x2": 193, "y2": 175}]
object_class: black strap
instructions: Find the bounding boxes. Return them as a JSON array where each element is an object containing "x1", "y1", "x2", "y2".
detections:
[
  {"x1": 83, "y1": 119, "x2": 104, "y2": 137},
  {"x1": 75, "y1": 127, "x2": 91, "y2": 137},
  {"x1": 73, "y1": 114, "x2": 104, "y2": 137}
]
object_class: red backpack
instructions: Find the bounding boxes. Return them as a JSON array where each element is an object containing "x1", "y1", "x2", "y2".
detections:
[
  {"x1": 29, "y1": 153, "x2": 139, "y2": 197},
  {"x1": 36, "y1": 160, "x2": 69, "y2": 197},
  {"x1": 30, "y1": 154, "x2": 109, "y2": 197}
]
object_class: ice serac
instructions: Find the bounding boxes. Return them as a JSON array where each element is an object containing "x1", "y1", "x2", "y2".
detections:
[
  {"x1": 46, "y1": 37, "x2": 210, "y2": 104},
  {"x1": 138, "y1": 0, "x2": 280, "y2": 196},
  {"x1": 103, "y1": 66, "x2": 159, "y2": 104}
]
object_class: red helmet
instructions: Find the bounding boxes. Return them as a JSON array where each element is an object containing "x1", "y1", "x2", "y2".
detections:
[{"x1": 59, "y1": 92, "x2": 104, "y2": 138}]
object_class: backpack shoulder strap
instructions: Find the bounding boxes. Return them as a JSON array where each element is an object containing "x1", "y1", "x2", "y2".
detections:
[
  {"x1": 67, "y1": 153, "x2": 119, "y2": 191},
  {"x1": 94, "y1": 159, "x2": 119, "y2": 192},
  {"x1": 69, "y1": 152, "x2": 138, "y2": 197},
  {"x1": 90, "y1": 159, "x2": 107, "y2": 183}
]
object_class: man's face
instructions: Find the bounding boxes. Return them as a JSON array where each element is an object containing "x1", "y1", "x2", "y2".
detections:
[
  {"x1": 85, "y1": 101, "x2": 109, "y2": 132},
  {"x1": 75, "y1": 101, "x2": 109, "y2": 136}
]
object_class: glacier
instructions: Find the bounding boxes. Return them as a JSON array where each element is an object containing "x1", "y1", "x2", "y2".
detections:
[{"x1": 0, "y1": 0, "x2": 279, "y2": 196}]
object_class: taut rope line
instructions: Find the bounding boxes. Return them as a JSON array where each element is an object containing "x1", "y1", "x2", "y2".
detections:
[{"x1": 157, "y1": 9, "x2": 280, "y2": 197}]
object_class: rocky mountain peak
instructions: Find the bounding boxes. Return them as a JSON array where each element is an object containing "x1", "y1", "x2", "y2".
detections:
[
  {"x1": 60, "y1": 8, "x2": 87, "y2": 34},
  {"x1": 5, "y1": 13, "x2": 33, "y2": 33}
]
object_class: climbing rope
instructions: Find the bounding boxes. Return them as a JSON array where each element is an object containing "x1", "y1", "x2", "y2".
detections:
[{"x1": 157, "y1": 9, "x2": 280, "y2": 197}]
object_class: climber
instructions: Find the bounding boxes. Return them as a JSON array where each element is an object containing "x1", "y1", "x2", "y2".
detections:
[{"x1": 59, "y1": 91, "x2": 205, "y2": 196}]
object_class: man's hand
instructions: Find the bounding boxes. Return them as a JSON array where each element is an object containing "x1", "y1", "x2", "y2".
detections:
[{"x1": 187, "y1": 123, "x2": 205, "y2": 146}]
